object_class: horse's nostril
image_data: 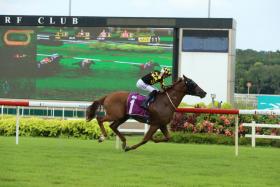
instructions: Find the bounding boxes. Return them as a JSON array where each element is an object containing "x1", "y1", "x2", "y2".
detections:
[{"x1": 200, "y1": 92, "x2": 207, "y2": 98}]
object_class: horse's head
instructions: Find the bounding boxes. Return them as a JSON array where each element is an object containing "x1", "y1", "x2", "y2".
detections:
[{"x1": 182, "y1": 75, "x2": 207, "y2": 98}]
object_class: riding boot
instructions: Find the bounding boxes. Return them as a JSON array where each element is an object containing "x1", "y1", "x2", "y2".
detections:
[{"x1": 141, "y1": 90, "x2": 158, "y2": 109}]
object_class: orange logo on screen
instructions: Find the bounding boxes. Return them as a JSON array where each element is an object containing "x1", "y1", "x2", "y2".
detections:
[{"x1": 3, "y1": 30, "x2": 34, "y2": 46}]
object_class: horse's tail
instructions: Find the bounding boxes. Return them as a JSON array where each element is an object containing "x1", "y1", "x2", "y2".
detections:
[{"x1": 86, "y1": 96, "x2": 106, "y2": 122}]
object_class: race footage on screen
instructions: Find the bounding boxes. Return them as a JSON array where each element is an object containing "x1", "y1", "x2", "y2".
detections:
[{"x1": 0, "y1": 26, "x2": 173, "y2": 101}]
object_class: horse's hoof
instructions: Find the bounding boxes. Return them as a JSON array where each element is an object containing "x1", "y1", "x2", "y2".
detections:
[
  {"x1": 98, "y1": 136, "x2": 105, "y2": 143},
  {"x1": 124, "y1": 146, "x2": 131, "y2": 152},
  {"x1": 121, "y1": 142, "x2": 127, "y2": 150}
]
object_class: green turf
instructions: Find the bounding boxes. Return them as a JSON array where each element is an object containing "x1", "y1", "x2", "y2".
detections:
[{"x1": 0, "y1": 136, "x2": 279, "y2": 187}]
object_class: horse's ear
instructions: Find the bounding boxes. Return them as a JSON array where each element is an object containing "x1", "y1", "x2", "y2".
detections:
[
  {"x1": 175, "y1": 78, "x2": 181, "y2": 83},
  {"x1": 183, "y1": 75, "x2": 187, "y2": 79}
]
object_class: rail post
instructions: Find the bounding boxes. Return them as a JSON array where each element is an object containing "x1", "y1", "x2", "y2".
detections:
[
  {"x1": 116, "y1": 136, "x2": 120, "y2": 150},
  {"x1": 252, "y1": 121, "x2": 256, "y2": 147},
  {"x1": 15, "y1": 106, "x2": 20, "y2": 145},
  {"x1": 62, "y1": 107, "x2": 65, "y2": 120}
]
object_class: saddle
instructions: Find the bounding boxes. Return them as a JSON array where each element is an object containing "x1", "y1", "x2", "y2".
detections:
[{"x1": 126, "y1": 92, "x2": 150, "y2": 122}]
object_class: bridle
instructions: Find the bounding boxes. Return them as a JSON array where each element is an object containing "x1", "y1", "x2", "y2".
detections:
[
  {"x1": 164, "y1": 77, "x2": 195, "y2": 111},
  {"x1": 165, "y1": 91, "x2": 177, "y2": 111}
]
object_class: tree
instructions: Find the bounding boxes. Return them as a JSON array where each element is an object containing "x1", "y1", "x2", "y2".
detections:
[{"x1": 235, "y1": 49, "x2": 280, "y2": 94}]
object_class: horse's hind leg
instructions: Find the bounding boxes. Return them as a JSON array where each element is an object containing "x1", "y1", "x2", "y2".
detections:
[
  {"x1": 96, "y1": 116, "x2": 109, "y2": 142},
  {"x1": 125, "y1": 125, "x2": 159, "y2": 152},
  {"x1": 152, "y1": 125, "x2": 170, "y2": 143},
  {"x1": 109, "y1": 117, "x2": 128, "y2": 149}
]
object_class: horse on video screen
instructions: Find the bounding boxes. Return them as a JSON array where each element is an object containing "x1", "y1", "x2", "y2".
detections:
[
  {"x1": 86, "y1": 75, "x2": 206, "y2": 151},
  {"x1": 139, "y1": 61, "x2": 160, "y2": 76},
  {"x1": 37, "y1": 54, "x2": 63, "y2": 75},
  {"x1": 72, "y1": 59, "x2": 95, "y2": 73}
]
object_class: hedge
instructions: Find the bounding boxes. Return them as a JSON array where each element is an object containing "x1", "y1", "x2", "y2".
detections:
[
  {"x1": 155, "y1": 132, "x2": 280, "y2": 147},
  {"x1": 171, "y1": 112, "x2": 280, "y2": 137},
  {"x1": 89, "y1": 42, "x2": 164, "y2": 53},
  {"x1": 0, "y1": 116, "x2": 113, "y2": 139}
]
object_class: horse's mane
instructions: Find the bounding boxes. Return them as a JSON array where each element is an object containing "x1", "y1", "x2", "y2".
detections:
[{"x1": 162, "y1": 77, "x2": 183, "y2": 92}]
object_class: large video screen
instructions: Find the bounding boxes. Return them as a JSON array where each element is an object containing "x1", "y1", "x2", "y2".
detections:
[{"x1": 0, "y1": 26, "x2": 173, "y2": 101}]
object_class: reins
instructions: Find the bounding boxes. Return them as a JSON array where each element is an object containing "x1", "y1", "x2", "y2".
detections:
[
  {"x1": 165, "y1": 91, "x2": 177, "y2": 110},
  {"x1": 163, "y1": 79, "x2": 185, "y2": 111}
]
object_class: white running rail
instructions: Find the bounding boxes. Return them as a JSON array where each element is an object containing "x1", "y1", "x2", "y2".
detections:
[{"x1": 242, "y1": 121, "x2": 280, "y2": 147}]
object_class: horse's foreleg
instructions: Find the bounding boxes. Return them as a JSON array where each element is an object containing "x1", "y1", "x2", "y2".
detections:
[
  {"x1": 152, "y1": 125, "x2": 170, "y2": 143},
  {"x1": 125, "y1": 125, "x2": 159, "y2": 152}
]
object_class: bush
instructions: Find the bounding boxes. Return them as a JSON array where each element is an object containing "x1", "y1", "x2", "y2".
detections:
[
  {"x1": 171, "y1": 110, "x2": 280, "y2": 137},
  {"x1": 170, "y1": 102, "x2": 280, "y2": 146},
  {"x1": 0, "y1": 116, "x2": 113, "y2": 139},
  {"x1": 155, "y1": 132, "x2": 280, "y2": 147}
]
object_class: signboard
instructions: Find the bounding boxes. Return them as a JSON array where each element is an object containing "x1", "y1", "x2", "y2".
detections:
[{"x1": 257, "y1": 95, "x2": 280, "y2": 110}]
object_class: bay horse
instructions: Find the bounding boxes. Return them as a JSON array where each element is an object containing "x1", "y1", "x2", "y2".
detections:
[
  {"x1": 86, "y1": 75, "x2": 206, "y2": 151},
  {"x1": 72, "y1": 59, "x2": 95, "y2": 73}
]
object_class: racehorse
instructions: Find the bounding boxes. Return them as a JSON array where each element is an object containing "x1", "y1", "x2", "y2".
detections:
[
  {"x1": 37, "y1": 54, "x2": 63, "y2": 69},
  {"x1": 86, "y1": 75, "x2": 206, "y2": 151},
  {"x1": 72, "y1": 59, "x2": 95, "y2": 73},
  {"x1": 37, "y1": 54, "x2": 63, "y2": 75}
]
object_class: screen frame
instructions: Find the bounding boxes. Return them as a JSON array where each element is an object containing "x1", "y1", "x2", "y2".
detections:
[{"x1": 0, "y1": 15, "x2": 234, "y2": 102}]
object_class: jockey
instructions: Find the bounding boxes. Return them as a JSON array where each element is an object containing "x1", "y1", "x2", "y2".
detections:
[
  {"x1": 136, "y1": 67, "x2": 172, "y2": 109},
  {"x1": 38, "y1": 54, "x2": 59, "y2": 68},
  {"x1": 143, "y1": 60, "x2": 153, "y2": 69},
  {"x1": 49, "y1": 53, "x2": 59, "y2": 61},
  {"x1": 80, "y1": 59, "x2": 92, "y2": 68}
]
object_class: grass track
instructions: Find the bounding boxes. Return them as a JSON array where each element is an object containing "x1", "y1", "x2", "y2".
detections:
[{"x1": 0, "y1": 136, "x2": 279, "y2": 187}]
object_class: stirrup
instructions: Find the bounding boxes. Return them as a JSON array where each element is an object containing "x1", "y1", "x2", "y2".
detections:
[{"x1": 141, "y1": 101, "x2": 149, "y2": 109}]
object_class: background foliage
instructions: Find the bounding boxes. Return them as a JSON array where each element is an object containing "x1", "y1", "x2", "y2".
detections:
[{"x1": 235, "y1": 49, "x2": 280, "y2": 94}]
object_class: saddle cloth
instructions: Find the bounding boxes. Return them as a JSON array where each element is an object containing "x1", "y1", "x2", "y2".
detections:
[{"x1": 127, "y1": 92, "x2": 149, "y2": 119}]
